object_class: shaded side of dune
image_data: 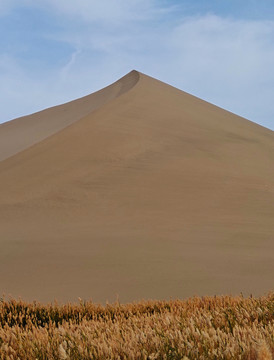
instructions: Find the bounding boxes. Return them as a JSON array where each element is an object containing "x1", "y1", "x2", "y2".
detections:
[{"x1": 0, "y1": 70, "x2": 139, "y2": 162}]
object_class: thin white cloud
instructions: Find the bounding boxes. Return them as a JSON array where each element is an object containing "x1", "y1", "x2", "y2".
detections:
[
  {"x1": 60, "y1": 48, "x2": 82, "y2": 79},
  {"x1": 41, "y1": 0, "x2": 158, "y2": 23},
  {"x1": 1, "y1": 3, "x2": 274, "y2": 129},
  {"x1": 162, "y1": 15, "x2": 274, "y2": 128}
]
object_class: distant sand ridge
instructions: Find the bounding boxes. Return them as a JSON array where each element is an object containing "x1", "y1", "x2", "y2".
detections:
[{"x1": 0, "y1": 71, "x2": 273, "y2": 303}]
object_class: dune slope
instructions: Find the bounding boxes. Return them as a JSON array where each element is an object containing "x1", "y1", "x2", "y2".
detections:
[
  {"x1": 0, "y1": 71, "x2": 273, "y2": 303},
  {"x1": 0, "y1": 71, "x2": 139, "y2": 162}
]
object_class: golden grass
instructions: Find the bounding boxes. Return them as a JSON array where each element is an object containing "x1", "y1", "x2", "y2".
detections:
[{"x1": 0, "y1": 293, "x2": 273, "y2": 359}]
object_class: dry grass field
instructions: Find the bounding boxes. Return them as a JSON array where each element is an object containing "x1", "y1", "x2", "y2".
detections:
[{"x1": 0, "y1": 293, "x2": 273, "y2": 359}]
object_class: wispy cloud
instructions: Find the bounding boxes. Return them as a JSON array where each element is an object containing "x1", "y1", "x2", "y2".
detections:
[
  {"x1": 43, "y1": 0, "x2": 162, "y2": 23},
  {"x1": 166, "y1": 15, "x2": 274, "y2": 129},
  {"x1": 60, "y1": 48, "x2": 82, "y2": 79},
  {"x1": 0, "y1": 2, "x2": 274, "y2": 129}
]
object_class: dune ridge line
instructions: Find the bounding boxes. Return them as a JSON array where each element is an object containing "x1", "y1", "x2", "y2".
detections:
[{"x1": 0, "y1": 70, "x2": 140, "y2": 162}]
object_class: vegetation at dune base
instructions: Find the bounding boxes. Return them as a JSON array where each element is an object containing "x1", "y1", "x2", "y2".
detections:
[{"x1": 0, "y1": 293, "x2": 273, "y2": 360}]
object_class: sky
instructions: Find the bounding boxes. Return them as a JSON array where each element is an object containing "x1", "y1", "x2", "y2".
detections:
[{"x1": 0, "y1": 0, "x2": 274, "y2": 130}]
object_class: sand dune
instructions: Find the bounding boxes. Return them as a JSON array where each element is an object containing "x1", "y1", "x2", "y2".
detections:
[
  {"x1": 0, "y1": 71, "x2": 139, "y2": 162},
  {"x1": 0, "y1": 71, "x2": 273, "y2": 303}
]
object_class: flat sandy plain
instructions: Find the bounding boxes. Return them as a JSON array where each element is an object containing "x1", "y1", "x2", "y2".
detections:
[{"x1": 0, "y1": 71, "x2": 273, "y2": 303}]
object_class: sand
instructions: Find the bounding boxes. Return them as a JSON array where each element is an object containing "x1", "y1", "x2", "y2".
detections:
[{"x1": 0, "y1": 70, "x2": 273, "y2": 303}]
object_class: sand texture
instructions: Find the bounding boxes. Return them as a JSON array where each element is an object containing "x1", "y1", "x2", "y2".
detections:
[{"x1": 0, "y1": 71, "x2": 273, "y2": 303}]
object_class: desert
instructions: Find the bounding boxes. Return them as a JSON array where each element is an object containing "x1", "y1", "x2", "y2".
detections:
[{"x1": 0, "y1": 71, "x2": 273, "y2": 304}]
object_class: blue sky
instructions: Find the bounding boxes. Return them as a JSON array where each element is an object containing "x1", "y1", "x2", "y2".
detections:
[{"x1": 1, "y1": 1, "x2": 274, "y2": 130}]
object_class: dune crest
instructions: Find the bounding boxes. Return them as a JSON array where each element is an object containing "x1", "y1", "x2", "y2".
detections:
[
  {"x1": 0, "y1": 71, "x2": 273, "y2": 303},
  {"x1": 0, "y1": 70, "x2": 139, "y2": 162}
]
